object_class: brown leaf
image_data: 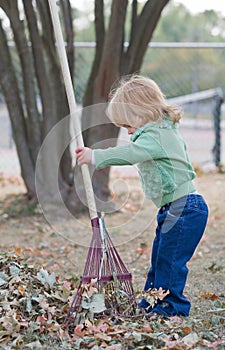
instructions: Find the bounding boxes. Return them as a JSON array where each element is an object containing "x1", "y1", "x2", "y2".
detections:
[
  {"x1": 17, "y1": 285, "x2": 25, "y2": 296},
  {"x1": 139, "y1": 325, "x2": 154, "y2": 333},
  {"x1": 182, "y1": 326, "x2": 193, "y2": 334},
  {"x1": 199, "y1": 292, "x2": 219, "y2": 300},
  {"x1": 73, "y1": 324, "x2": 86, "y2": 337},
  {"x1": 39, "y1": 298, "x2": 49, "y2": 310},
  {"x1": 80, "y1": 278, "x2": 98, "y2": 299},
  {"x1": 95, "y1": 319, "x2": 108, "y2": 333},
  {"x1": 142, "y1": 287, "x2": 170, "y2": 308},
  {"x1": 36, "y1": 315, "x2": 47, "y2": 325},
  {"x1": 95, "y1": 333, "x2": 112, "y2": 342},
  {"x1": 107, "y1": 330, "x2": 126, "y2": 337},
  {"x1": 136, "y1": 247, "x2": 151, "y2": 254},
  {"x1": 105, "y1": 345, "x2": 122, "y2": 350},
  {"x1": 123, "y1": 203, "x2": 139, "y2": 212},
  {"x1": 14, "y1": 247, "x2": 22, "y2": 256},
  {"x1": 214, "y1": 214, "x2": 222, "y2": 220}
]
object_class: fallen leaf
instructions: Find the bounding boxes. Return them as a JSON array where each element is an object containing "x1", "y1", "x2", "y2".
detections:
[
  {"x1": 199, "y1": 292, "x2": 219, "y2": 300},
  {"x1": 36, "y1": 268, "x2": 56, "y2": 288},
  {"x1": 182, "y1": 326, "x2": 193, "y2": 334},
  {"x1": 74, "y1": 324, "x2": 86, "y2": 337},
  {"x1": 141, "y1": 287, "x2": 170, "y2": 308},
  {"x1": 214, "y1": 214, "x2": 222, "y2": 220},
  {"x1": 36, "y1": 315, "x2": 47, "y2": 325},
  {"x1": 95, "y1": 333, "x2": 112, "y2": 342},
  {"x1": 139, "y1": 325, "x2": 154, "y2": 333},
  {"x1": 14, "y1": 247, "x2": 22, "y2": 256},
  {"x1": 25, "y1": 341, "x2": 43, "y2": 348},
  {"x1": 81, "y1": 293, "x2": 106, "y2": 313},
  {"x1": 182, "y1": 333, "x2": 199, "y2": 347},
  {"x1": 105, "y1": 345, "x2": 122, "y2": 350},
  {"x1": 0, "y1": 277, "x2": 7, "y2": 286}
]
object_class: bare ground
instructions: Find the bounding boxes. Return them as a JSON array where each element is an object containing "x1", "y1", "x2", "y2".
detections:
[{"x1": 0, "y1": 171, "x2": 225, "y2": 348}]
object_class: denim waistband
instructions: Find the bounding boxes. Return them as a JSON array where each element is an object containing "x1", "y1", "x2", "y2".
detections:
[{"x1": 161, "y1": 192, "x2": 203, "y2": 211}]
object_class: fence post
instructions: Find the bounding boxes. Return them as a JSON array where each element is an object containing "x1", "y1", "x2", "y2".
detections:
[{"x1": 212, "y1": 94, "x2": 224, "y2": 167}]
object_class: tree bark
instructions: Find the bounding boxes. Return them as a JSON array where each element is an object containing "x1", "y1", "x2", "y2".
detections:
[
  {"x1": 36, "y1": 0, "x2": 72, "y2": 185},
  {"x1": 60, "y1": 0, "x2": 74, "y2": 83},
  {"x1": 0, "y1": 0, "x2": 75, "y2": 206},
  {"x1": 82, "y1": 0, "x2": 170, "y2": 206},
  {"x1": 22, "y1": 0, "x2": 53, "y2": 138},
  {"x1": 83, "y1": 0, "x2": 105, "y2": 107},
  {"x1": 130, "y1": 0, "x2": 138, "y2": 43},
  {"x1": 0, "y1": 19, "x2": 35, "y2": 199},
  {"x1": 94, "y1": 0, "x2": 128, "y2": 103},
  {"x1": 123, "y1": 0, "x2": 170, "y2": 73},
  {"x1": 82, "y1": 0, "x2": 129, "y2": 208},
  {"x1": 0, "y1": 0, "x2": 41, "y2": 164},
  {"x1": 0, "y1": 0, "x2": 170, "y2": 214}
]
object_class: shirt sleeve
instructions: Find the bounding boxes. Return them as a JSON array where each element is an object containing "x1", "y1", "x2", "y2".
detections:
[{"x1": 93, "y1": 132, "x2": 164, "y2": 169}]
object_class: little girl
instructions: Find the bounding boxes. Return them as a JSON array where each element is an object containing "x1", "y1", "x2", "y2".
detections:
[{"x1": 76, "y1": 75, "x2": 208, "y2": 317}]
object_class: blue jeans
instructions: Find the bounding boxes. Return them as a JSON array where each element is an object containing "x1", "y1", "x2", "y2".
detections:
[{"x1": 140, "y1": 193, "x2": 208, "y2": 316}]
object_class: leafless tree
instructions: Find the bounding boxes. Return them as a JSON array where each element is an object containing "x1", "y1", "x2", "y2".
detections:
[{"x1": 0, "y1": 0, "x2": 170, "y2": 214}]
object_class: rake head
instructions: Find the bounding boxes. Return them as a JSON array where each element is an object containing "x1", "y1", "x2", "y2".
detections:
[{"x1": 64, "y1": 216, "x2": 136, "y2": 328}]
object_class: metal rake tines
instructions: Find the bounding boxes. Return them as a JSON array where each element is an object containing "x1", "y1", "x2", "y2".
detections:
[
  {"x1": 84, "y1": 217, "x2": 133, "y2": 282},
  {"x1": 64, "y1": 216, "x2": 136, "y2": 328}
]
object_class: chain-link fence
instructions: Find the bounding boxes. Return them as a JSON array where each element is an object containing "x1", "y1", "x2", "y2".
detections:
[
  {"x1": 0, "y1": 43, "x2": 225, "y2": 178},
  {"x1": 74, "y1": 43, "x2": 225, "y2": 103}
]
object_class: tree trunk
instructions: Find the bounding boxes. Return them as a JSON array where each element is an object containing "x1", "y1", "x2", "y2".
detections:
[
  {"x1": 122, "y1": 0, "x2": 170, "y2": 73},
  {"x1": 0, "y1": 0, "x2": 171, "y2": 214},
  {"x1": 0, "y1": 0, "x2": 41, "y2": 164},
  {"x1": 83, "y1": 0, "x2": 105, "y2": 108},
  {"x1": 22, "y1": 0, "x2": 53, "y2": 137},
  {"x1": 82, "y1": 0, "x2": 128, "y2": 208},
  {"x1": 82, "y1": 0, "x2": 170, "y2": 207},
  {"x1": 0, "y1": 0, "x2": 76, "y2": 209},
  {"x1": 93, "y1": 0, "x2": 128, "y2": 103},
  {"x1": 36, "y1": 0, "x2": 73, "y2": 186},
  {"x1": 60, "y1": 0, "x2": 74, "y2": 83},
  {"x1": 0, "y1": 19, "x2": 35, "y2": 199}
]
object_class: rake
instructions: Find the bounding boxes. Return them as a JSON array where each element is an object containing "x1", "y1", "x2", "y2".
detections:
[{"x1": 48, "y1": 0, "x2": 136, "y2": 327}]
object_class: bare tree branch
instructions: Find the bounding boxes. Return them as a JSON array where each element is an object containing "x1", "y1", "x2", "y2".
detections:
[
  {"x1": 95, "y1": 0, "x2": 105, "y2": 51},
  {"x1": 124, "y1": 0, "x2": 170, "y2": 73},
  {"x1": 130, "y1": 0, "x2": 138, "y2": 43}
]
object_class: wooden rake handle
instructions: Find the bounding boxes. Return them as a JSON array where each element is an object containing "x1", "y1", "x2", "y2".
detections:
[{"x1": 48, "y1": 0, "x2": 98, "y2": 219}]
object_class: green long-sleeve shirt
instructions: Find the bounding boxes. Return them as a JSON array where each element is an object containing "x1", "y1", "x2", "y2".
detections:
[{"x1": 93, "y1": 116, "x2": 196, "y2": 207}]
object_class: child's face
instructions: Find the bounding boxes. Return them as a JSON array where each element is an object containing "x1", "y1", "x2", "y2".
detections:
[{"x1": 121, "y1": 124, "x2": 137, "y2": 135}]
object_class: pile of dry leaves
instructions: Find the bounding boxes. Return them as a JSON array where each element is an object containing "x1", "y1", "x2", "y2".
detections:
[{"x1": 0, "y1": 249, "x2": 224, "y2": 349}]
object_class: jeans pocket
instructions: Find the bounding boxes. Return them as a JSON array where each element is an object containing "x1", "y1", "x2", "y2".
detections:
[{"x1": 186, "y1": 195, "x2": 208, "y2": 215}]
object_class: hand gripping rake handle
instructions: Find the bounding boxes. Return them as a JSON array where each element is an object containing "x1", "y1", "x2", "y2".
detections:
[{"x1": 48, "y1": 0, "x2": 98, "y2": 219}]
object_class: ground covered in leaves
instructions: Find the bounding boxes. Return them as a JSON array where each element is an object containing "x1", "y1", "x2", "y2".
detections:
[{"x1": 0, "y1": 171, "x2": 225, "y2": 349}]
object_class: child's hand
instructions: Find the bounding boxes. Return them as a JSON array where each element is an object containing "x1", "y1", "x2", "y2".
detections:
[{"x1": 75, "y1": 147, "x2": 92, "y2": 166}]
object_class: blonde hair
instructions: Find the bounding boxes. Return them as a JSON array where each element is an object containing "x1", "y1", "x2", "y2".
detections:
[{"x1": 107, "y1": 75, "x2": 182, "y2": 128}]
